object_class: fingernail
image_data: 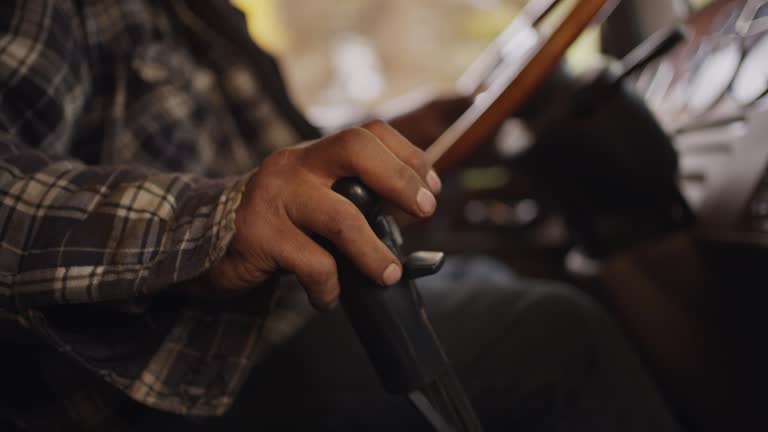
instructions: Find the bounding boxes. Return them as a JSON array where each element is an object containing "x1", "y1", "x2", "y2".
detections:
[
  {"x1": 426, "y1": 169, "x2": 442, "y2": 194},
  {"x1": 382, "y1": 263, "x2": 402, "y2": 286},
  {"x1": 416, "y1": 187, "x2": 436, "y2": 216}
]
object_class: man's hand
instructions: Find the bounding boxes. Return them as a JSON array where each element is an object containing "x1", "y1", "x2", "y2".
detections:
[{"x1": 210, "y1": 121, "x2": 442, "y2": 309}]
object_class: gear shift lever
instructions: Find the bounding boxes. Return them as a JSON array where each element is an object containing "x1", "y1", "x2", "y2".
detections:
[{"x1": 326, "y1": 178, "x2": 483, "y2": 432}]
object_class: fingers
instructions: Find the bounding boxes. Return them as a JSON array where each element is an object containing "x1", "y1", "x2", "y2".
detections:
[
  {"x1": 271, "y1": 222, "x2": 341, "y2": 310},
  {"x1": 287, "y1": 186, "x2": 402, "y2": 288},
  {"x1": 360, "y1": 121, "x2": 428, "y2": 178},
  {"x1": 303, "y1": 127, "x2": 437, "y2": 218},
  {"x1": 361, "y1": 120, "x2": 442, "y2": 194}
]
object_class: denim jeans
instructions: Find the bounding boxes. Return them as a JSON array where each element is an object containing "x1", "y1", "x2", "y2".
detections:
[{"x1": 201, "y1": 256, "x2": 683, "y2": 431}]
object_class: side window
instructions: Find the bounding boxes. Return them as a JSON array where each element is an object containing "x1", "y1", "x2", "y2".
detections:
[{"x1": 237, "y1": 0, "x2": 530, "y2": 129}]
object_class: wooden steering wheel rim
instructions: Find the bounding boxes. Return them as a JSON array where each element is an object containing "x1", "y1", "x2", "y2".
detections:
[{"x1": 428, "y1": 0, "x2": 614, "y2": 172}]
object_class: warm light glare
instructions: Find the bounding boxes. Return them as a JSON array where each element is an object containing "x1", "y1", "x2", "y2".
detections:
[{"x1": 231, "y1": 0, "x2": 286, "y2": 54}]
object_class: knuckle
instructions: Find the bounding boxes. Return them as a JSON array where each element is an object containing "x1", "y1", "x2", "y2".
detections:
[
  {"x1": 298, "y1": 251, "x2": 333, "y2": 280},
  {"x1": 256, "y1": 149, "x2": 316, "y2": 197},
  {"x1": 308, "y1": 254, "x2": 337, "y2": 286},
  {"x1": 334, "y1": 128, "x2": 370, "y2": 152},
  {"x1": 261, "y1": 148, "x2": 295, "y2": 172},
  {"x1": 362, "y1": 119, "x2": 388, "y2": 132}
]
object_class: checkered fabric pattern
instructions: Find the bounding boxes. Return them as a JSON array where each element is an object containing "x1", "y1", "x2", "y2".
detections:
[{"x1": 0, "y1": 0, "x2": 317, "y2": 426}]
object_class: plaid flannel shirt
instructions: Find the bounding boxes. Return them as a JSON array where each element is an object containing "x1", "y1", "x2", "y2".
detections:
[{"x1": 0, "y1": 0, "x2": 319, "y2": 426}]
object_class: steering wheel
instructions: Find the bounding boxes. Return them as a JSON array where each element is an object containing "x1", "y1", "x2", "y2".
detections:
[{"x1": 427, "y1": 0, "x2": 616, "y2": 172}]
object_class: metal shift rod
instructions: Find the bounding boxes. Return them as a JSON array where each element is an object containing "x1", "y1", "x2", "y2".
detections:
[{"x1": 327, "y1": 178, "x2": 484, "y2": 432}]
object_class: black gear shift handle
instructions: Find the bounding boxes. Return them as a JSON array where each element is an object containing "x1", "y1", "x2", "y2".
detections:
[{"x1": 326, "y1": 177, "x2": 483, "y2": 432}]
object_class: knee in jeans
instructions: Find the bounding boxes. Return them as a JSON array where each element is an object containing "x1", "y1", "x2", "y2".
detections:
[
  {"x1": 520, "y1": 282, "x2": 603, "y2": 320},
  {"x1": 513, "y1": 282, "x2": 620, "y2": 359},
  {"x1": 459, "y1": 282, "x2": 624, "y2": 399}
]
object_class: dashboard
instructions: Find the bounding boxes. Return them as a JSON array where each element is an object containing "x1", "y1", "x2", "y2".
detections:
[{"x1": 628, "y1": 0, "x2": 768, "y2": 245}]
